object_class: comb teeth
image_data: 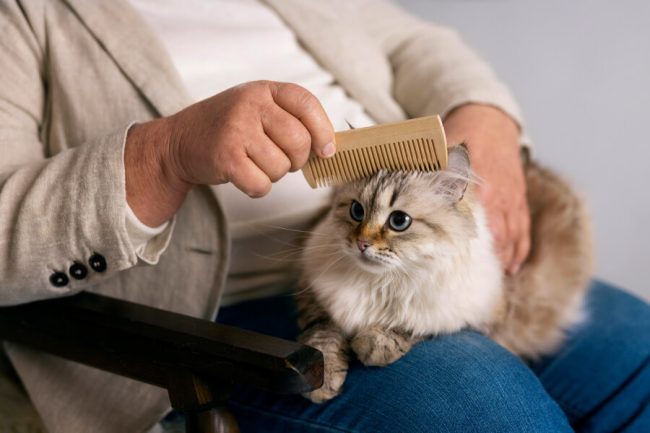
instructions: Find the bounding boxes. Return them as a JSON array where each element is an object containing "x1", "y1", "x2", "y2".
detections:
[
  {"x1": 302, "y1": 115, "x2": 448, "y2": 188},
  {"x1": 305, "y1": 139, "x2": 441, "y2": 187}
]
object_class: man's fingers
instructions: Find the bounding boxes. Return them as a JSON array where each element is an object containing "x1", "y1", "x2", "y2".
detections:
[
  {"x1": 229, "y1": 157, "x2": 272, "y2": 198},
  {"x1": 246, "y1": 136, "x2": 292, "y2": 183},
  {"x1": 261, "y1": 105, "x2": 312, "y2": 171},
  {"x1": 510, "y1": 233, "x2": 530, "y2": 275},
  {"x1": 269, "y1": 82, "x2": 335, "y2": 158},
  {"x1": 500, "y1": 241, "x2": 515, "y2": 273},
  {"x1": 491, "y1": 209, "x2": 516, "y2": 273},
  {"x1": 509, "y1": 204, "x2": 531, "y2": 274},
  {"x1": 487, "y1": 209, "x2": 512, "y2": 270}
]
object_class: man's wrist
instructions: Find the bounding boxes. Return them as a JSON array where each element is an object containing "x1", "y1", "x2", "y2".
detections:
[
  {"x1": 124, "y1": 119, "x2": 191, "y2": 227},
  {"x1": 443, "y1": 103, "x2": 520, "y2": 148}
]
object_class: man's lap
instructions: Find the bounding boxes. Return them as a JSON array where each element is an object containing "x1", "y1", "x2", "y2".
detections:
[{"x1": 215, "y1": 281, "x2": 650, "y2": 433}]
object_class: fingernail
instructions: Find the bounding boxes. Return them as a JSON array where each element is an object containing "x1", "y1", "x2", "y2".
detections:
[{"x1": 322, "y1": 142, "x2": 335, "y2": 158}]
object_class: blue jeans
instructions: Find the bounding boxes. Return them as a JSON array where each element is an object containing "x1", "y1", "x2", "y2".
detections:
[{"x1": 213, "y1": 281, "x2": 650, "y2": 432}]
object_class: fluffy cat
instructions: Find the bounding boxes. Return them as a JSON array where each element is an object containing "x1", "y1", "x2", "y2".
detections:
[{"x1": 296, "y1": 144, "x2": 593, "y2": 403}]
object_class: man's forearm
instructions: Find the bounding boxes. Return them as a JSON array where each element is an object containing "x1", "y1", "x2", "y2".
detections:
[{"x1": 124, "y1": 119, "x2": 191, "y2": 228}]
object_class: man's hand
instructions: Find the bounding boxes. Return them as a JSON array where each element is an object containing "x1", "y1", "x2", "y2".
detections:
[
  {"x1": 443, "y1": 104, "x2": 530, "y2": 275},
  {"x1": 125, "y1": 81, "x2": 335, "y2": 227}
]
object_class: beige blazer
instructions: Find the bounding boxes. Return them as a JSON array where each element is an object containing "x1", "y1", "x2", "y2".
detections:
[{"x1": 0, "y1": 0, "x2": 523, "y2": 432}]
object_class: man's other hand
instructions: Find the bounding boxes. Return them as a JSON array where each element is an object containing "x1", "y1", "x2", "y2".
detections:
[{"x1": 443, "y1": 104, "x2": 530, "y2": 275}]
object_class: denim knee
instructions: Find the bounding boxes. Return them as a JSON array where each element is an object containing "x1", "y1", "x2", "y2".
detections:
[
  {"x1": 329, "y1": 330, "x2": 572, "y2": 433},
  {"x1": 533, "y1": 282, "x2": 650, "y2": 432}
]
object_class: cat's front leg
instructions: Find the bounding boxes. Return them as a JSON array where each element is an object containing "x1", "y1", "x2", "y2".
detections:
[
  {"x1": 296, "y1": 285, "x2": 350, "y2": 403},
  {"x1": 351, "y1": 327, "x2": 421, "y2": 367},
  {"x1": 299, "y1": 322, "x2": 349, "y2": 403}
]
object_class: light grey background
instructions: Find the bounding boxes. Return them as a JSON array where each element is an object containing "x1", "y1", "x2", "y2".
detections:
[{"x1": 396, "y1": 0, "x2": 650, "y2": 301}]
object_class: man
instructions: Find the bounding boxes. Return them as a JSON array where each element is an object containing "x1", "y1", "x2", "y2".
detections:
[{"x1": 1, "y1": 1, "x2": 648, "y2": 432}]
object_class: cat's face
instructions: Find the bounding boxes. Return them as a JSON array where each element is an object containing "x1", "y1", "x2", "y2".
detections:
[{"x1": 327, "y1": 146, "x2": 477, "y2": 275}]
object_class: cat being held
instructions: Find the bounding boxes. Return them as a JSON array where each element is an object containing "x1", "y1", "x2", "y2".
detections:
[{"x1": 297, "y1": 144, "x2": 593, "y2": 403}]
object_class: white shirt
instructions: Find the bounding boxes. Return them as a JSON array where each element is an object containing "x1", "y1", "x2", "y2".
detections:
[{"x1": 129, "y1": 0, "x2": 376, "y2": 304}]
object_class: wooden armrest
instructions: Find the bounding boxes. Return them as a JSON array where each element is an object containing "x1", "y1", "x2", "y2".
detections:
[{"x1": 0, "y1": 292, "x2": 323, "y2": 411}]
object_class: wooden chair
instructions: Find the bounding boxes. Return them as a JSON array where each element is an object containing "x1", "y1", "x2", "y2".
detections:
[{"x1": 0, "y1": 292, "x2": 324, "y2": 433}]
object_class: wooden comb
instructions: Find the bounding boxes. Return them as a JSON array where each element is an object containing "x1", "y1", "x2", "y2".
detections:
[{"x1": 302, "y1": 115, "x2": 448, "y2": 188}]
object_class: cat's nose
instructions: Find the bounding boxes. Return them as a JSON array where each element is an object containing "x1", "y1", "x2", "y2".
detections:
[{"x1": 357, "y1": 240, "x2": 371, "y2": 252}]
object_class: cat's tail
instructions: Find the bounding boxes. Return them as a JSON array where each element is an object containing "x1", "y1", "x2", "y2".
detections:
[{"x1": 489, "y1": 160, "x2": 594, "y2": 360}]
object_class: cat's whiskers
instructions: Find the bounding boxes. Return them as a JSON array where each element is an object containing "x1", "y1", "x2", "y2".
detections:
[
  {"x1": 242, "y1": 226, "x2": 335, "y2": 257},
  {"x1": 263, "y1": 224, "x2": 331, "y2": 237},
  {"x1": 288, "y1": 244, "x2": 340, "y2": 256},
  {"x1": 259, "y1": 241, "x2": 341, "y2": 256},
  {"x1": 299, "y1": 243, "x2": 344, "y2": 252},
  {"x1": 254, "y1": 244, "x2": 341, "y2": 262},
  {"x1": 252, "y1": 252, "x2": 304, "y2": 263},
  {"x1": 253, "y1": 232, "x2": 308, "y2": 249},
  {"x1": 293, "y1": 252, "x2": 348, "y2": 296}
]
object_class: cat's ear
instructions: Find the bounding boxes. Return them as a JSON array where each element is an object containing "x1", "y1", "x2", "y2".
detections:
[{"x1": 433, "y1": 144, "x2": 471, "y2": 202}]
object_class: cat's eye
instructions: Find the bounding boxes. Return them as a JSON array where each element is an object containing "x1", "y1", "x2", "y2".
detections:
[
  {"x1": 388, "y1": 211, "x2": 412, "y2": 232},
  {"x1": 350, "y1": 200, "x2": 365, "y2": 222}
]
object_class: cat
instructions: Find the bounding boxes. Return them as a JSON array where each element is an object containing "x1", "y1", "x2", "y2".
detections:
[{"x1": 296, "y1": 144, "x2": 593, "y2": 403}]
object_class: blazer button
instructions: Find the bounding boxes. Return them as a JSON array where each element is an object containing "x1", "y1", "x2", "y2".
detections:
[
  {"x1": 88, "y1": 253, "x2": 107, "y2": 273},
  {"x1": 69, "y1": 262, "x2": 88, "y2": 280},
  {"x1": 49, "y1": 272, "x2": 69, "y2": 288}
]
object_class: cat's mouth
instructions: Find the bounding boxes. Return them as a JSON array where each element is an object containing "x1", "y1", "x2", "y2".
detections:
[
  {"x1": 359, "y1": 253, "x2": 379, "y2": 264},
  {"x1": 354, "y1": 255, "x2": 385, "y2": 274},
  {"x1": 354, "y1": 249, "x2": 396, "y2": 271}
]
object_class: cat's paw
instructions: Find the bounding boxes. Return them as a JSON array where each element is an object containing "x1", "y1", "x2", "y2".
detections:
[
  {"x1": 300, "y1": 328, "x2": 349, "y2": 404},
  {"x1": 351, "y1": 328, "x2": 411, "y2": 367},
  {"x1": 303, "y1": 353, "x2": 348, "y2": 403}
]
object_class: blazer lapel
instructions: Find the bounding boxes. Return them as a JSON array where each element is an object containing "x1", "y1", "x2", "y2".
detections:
[
  {"x1": 263, "y1": 0, "x2": 406, "y2": 123},
  {"x1": 63, "y1": 0, "x2": 191, "y2": 117}
]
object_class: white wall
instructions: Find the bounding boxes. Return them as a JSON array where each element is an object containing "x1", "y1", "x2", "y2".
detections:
[{"x1": 396, "y1": 0, "x2": 650, "y2": 301}]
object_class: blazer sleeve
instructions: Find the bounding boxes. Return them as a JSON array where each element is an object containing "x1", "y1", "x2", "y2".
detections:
[
  {"x1": 353, "y1": 0, "x2": 526, "y2": 132},
  {"x1": 0, "y1": 2, "x2": 172, "y2": 305}
]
